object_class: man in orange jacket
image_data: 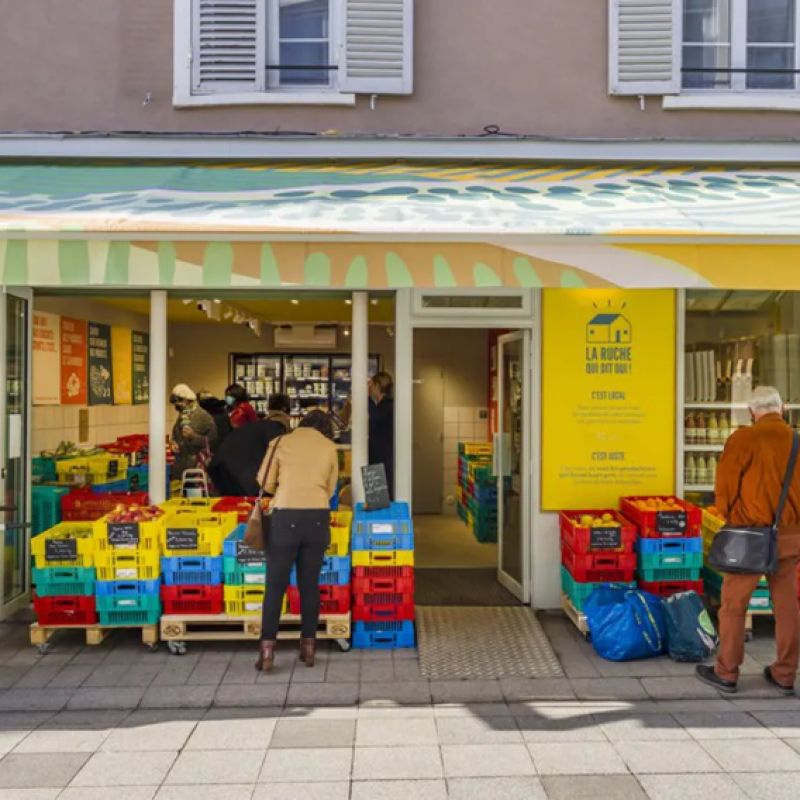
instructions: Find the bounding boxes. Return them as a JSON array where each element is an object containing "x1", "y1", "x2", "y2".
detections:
[{"x1": 696, "y1": 386, "x2": 800, "y2": 695}]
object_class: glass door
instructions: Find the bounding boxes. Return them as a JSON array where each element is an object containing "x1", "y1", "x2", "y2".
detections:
[
  {"x1": 0, "y1": 288, "x2": 32, "y2": 618},
  {"x1": 495, "y1": 331, "x2": 530, "y2": 602}
]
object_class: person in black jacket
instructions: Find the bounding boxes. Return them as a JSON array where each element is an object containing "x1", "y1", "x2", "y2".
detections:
[
  {"x1": 207, "y1": 393, "x2": 292, "y2": 496},
  {"x1": 368, "y1": 372, "x2": 395, "y2": 500},
  {"x1": 197, "y1": 391, "x2": 233, "y2": 450}
]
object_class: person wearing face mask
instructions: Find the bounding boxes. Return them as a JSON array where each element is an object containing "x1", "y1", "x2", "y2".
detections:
[
  {"x1": 170, "y1": 384, "x2": 218, "y2": 480},
  {"x1": 225, "y1": 383, "x2": 258, "y2": 429}
]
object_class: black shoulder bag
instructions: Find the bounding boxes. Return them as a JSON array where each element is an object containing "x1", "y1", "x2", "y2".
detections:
[{"x1": 708, "y1": 432, "x2": 799, "y2": 576}]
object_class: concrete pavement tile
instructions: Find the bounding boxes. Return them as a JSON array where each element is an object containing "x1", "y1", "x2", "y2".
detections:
[
  {"x1": 141, "y1": 686, "x2": 216, "y2": 709},
  {"x1": 0, "y1": 753, "x2": 89, "y2": 788},
  {"x1": 359, "y1": 680, "x2": 431, "y2": 705},
  {"x1": 157, "y1": 786, "x2": 254, "y2": 800},
  {"x1": 357, "y1": 705, "x2": 434, "y2": 719},
  {"x1": 613, "y1": 740, "x2": 722, "y2": 774},
  {"x1": 102, "y1": 714, "x2": 199, "y2": 752},
  {"x1": 82, "y1": 665, "x2": 132, "y2": 688},
  {"x1": 214, "y1": 683, "x2": 287, "y2": 707},
  {"x1": 66, "y1": 687, "x2": 145, "y2": 710},
  {"x1": 355, "y1": 716, "x2": 438, "y2": 746},
  {"x1": 185, "y1": 717, "x2": 276, "y2": 750},
  {"x1": 700, "y1": 738, "x2": 800, "y2": 772},
  {"x1": 731, "y1": 696, "x2": 800, "y2": 711},
  {"x1": 351, "y1": 779, "x2": 447, "y2": 800},
  {"x1": 0, "y1": 690, "x2": 70, "y2": 712},
  {"x1": 593, "y1": 659, "x2": 671, "y2": 678},
  {"x1": 641, "y1": 677, "x2": 722, "y2": 700},
  {"x1": 261, "y1": 747, "x2": 352, "y2": 782},
  {"x1": 434, "y1": 702, "x2": 511, "y2": 717},
  {"x1": 324, "y1": 661, "x2": 361, "y2": 682},
  {"x1": 515, "y1": 710, "x2": 608, "y2": 743},
  {"x1": 269, "y1": 718, "x2": 355, "y2": 748},
  {"x1": 252, "y1": 783, "x2": 348, "y2": 800},
  {"x1": 166, "y1": 749, "x2": 265, "y2": 785},
  {"x1": 569, "y1": 679, "x2": 648, "y2": 701},
  {"x1": 187, "y1": 662, "x2": 228, "y2": 685},
  {"x1": 730, "y1": 771, "x2": 800, "y2": 800},
  {"x1": 0, "y1": 713, "x2": 52, "y2": 732},
  {"x1": 282, "y1": 706, "x2": 358, "y2": 720},
  {"x1": 442, "y1": 744, "x2": 535, "y2": 778},
  {"x1": 637, "y1": 773, "x2": 748, "y2": 800},
  {"x1": 46, "y1": 709, "x2": 130, "y2": 729},
  {"x1": 447, "y1": 777, "x2": 546, "y2": 800},
  {"x1": 598, "y1": 712, "x2": 690, "y2": 741},
  {"x1": 751, "y1": 710, "x2": 800, "y2": 736},
  {"x1": 653, "y1": 699, "x2": 738, "y2": 713},
  {"x1": 435, "y1": 715, "x2": 522, "y2": 745},
  {"x1": 71, "y1": 751, "x2": 177, "y2": 787},
  {"x1": 359, "y1": 660, "x2": 396, "y2": 682},
  {"x1": 60, "y1": 789, "x2": 156, "y2": 800},
  {"x1": 13, "y1": 727, "x2": 110, "y2": 753},
  {"x1": 787, "y1": 739, "x2": 800, "y2": 754},
  {"x1": 528, "y1": 741, "x2": 626, "y2": 775},
  {"x1": 391, "y1": 660, "x2": 424, "y2": 681},
  {"x1": 541, "y1": 776, "x2": 647, "y2": 800},
  {"x1": 352, "y1": 745, "x2": 441, "y2": 780},
  {"x1": 0, "y1": 731, "x2": 31, "y2": 756},
  {"x1": 12, "y1": 666, "x2": 64, "y2": 689},
  {"x1": 0, "y1": 790, "x2": 61, "y2": 800},
  {"x1": 499, "y1": 678, "x2": 576, "y2": 702},
  {"x1": 429, "y1": 680, "x2": 504, "y2": 704},
  {"x1": 674, "y1": 711, "x2": 774, "y2": 739},
  {"x1": 286, "y1": 682, "x2": 358, "y2": 706}
]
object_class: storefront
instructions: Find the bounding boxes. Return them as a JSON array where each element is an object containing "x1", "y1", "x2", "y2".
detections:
[{"x1": 3, "y1": 160, "x2": 800, "y2": 622}]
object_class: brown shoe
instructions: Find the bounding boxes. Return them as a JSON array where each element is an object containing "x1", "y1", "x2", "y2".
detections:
[
  {"x1": 255, "y1": 640, "x2": 276, "y2": 673},
  {"x1": 299, "y1": 638, "x2": 316, "y2": 668}
]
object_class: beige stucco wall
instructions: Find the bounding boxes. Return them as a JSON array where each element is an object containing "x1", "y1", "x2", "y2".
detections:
[{"x1": 1, "y1": 0, "x2": 797, "y2": 140}]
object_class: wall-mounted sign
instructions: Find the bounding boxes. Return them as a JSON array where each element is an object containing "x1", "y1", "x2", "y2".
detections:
[
  {"x1": 88, "y1": 322, "x2": 113, "y2": 405},
  {"x1": 111, "y1": 326, "x2": 133, "y2": 405},
  {"x1": 132, "y1": 330, "x2": 150, "y2": 405},
  {"x1": 33, "y1": 311, "x2": 61, "y2": 405},
  {"x1": 542, "y1": 289, "x2": 676, "y2": 510},
  {"x1": 60, "y1": 316, "x2": 88, "y2": 405}
]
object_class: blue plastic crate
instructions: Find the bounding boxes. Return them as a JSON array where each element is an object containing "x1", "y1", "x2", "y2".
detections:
[
  {"x1": 161, "y1": 556, "x2": 223, "y2": 586},
  {"x1": 32, "y1": 485, "x2": 69, "y2": 536},
  {"x1": 636, "y1": 537, "x2": 703, "y2": 556},
  {"x1": 353, "y1": 620, "x2": 415, "y2": 649},
  {"x1": 93, "y1": 479, "x2": 130, "y2": 494},
  {"x1": 95, "y1": 579, "x2": 161, "y2": 597},
  {"x1": 290, "y1": 555, "x2": 351, "y2": 586},
  {"x1": 352, "y1": 503, "x2": 413, "y2": 551}
]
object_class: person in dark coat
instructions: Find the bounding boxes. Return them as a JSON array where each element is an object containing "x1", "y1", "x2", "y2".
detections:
[
  {"x1": 198, "y1": 392, "x2": 233, "y2": 450},
  {"x1": 368, "y1": 372, "x2": 395, "y2": 500},
  {"x1": 208, "y1": 393, "x2": 292, "y2": 496}
]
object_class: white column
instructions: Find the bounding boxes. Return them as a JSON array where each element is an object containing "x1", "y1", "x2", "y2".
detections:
[
  {"x1": 394, "y1": 290, "x2": 413, "y2": 505},
  {"x1": 351, "y1": 291, "x2": 369, "y2": 504},
  {"x1": 149, "y1": 290, "x2": 168, "y2": 504}
]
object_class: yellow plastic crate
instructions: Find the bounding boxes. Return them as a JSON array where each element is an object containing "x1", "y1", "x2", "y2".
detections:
[
  {"x1": 328, "y1": 511, "x2": 352, "y2": 557},
  {"x1": 352, "y1": 549, "x2": 414, "y2": 568},
  {"x1": 161, "y1": 509, "x2": 238, "y2": 557},
  {"x1": 460, "y1": 441, "x2": 492, "y2": 457},
  {"x1": 223, "y1": 585, "x2": 287, "y2": 617},
  {"x1": 160, "y1": 497, "x2": 217, "y2": 510},
  {"x1": 94, "y1": 548, "x2": 160, "y2": 581},
  {"x1": 31, "y1": 522, "x2": 96, "y2": 568},
  {"x1": 93, "y1": 513, "x2": 165, "y2": 553},
  {"x1": 56, "y1": 454, "x2": 129, "y2": 485},
  {"x1": 701, "y1": 509, "x2": 725, "y2": 554}
]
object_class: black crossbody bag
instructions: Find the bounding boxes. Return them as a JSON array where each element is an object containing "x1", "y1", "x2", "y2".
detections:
[{"x1": 708, "y1": 432, "x2": 799, "y2": 576}]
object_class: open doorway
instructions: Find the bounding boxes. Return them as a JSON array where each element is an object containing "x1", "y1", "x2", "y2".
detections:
[{"x1": 412, "y1": 327, "x2": 530, "y2": 606}]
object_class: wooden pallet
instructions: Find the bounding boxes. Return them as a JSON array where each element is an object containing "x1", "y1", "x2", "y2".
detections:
[
  {"x1": 30, "y1": 622, "x2": 159, "y2": 651},
  {"x1": 561, "y1": 594, "x2": 590, "y2": 639}
]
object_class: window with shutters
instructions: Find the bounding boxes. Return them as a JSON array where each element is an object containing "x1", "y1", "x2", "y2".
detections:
[{"x1": 173, "y1": 0, "x2": 413, "y2": 106}]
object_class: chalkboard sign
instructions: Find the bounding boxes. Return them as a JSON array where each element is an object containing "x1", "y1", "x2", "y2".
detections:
[
  {"x1": 107, "y1": 523, "x2": 140, "y2": 547},
  {"x1": 166, "y1": 528, "x2": 199, "y2": 551},
  {"x1": 45, "y1": 538, "x2": 78, "y2": 562},
  {"x1": 655, "y1": 510, "x2": 687, "y2": 535},
  {"x1": 236, "y1": 541, "x2": 265, "y2": 565},
  {"x1": 590, "y1": 526, "x2": 622, "y2": 550},
  {"x1": 361, "y1": 464, "x2": 391, "y2": 511},
  {"x1": 107, "y1": 459, "x2": 120, "y2": 478}
]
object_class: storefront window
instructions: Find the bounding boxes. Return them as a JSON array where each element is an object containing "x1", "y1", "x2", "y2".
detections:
[{"x1": 683, "y1": 289, "x2": 800, "y2": 496}]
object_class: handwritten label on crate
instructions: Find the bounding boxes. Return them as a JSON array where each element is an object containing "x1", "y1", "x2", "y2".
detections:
[
  {"x1": 45, "y1": 538, "x2": 78, "y2": 562},
  {"x1": 371, "y1": 523, "x2": 395, "y2": 535},
  {"x1": 655, "y1": 510, "x2": 687, "y2": 534},
  {"x1": 362, "y1": 464, "x2": 391, "y2": 511},
  {"x1": 166, "y1": 528, "x2": 199, "y2": 551},
  {"x1": 236, "y1": 541, "x2": 265, "y2": 564},
  {"x1": 589, "y1": 526, "x2": 622, "y2": 550},
  {"x1": 107, "y1": 523, "x2": 140, "y2": 547},
  {"x1": 107, "y1": 459, "x2": 120, "y2": 478}
]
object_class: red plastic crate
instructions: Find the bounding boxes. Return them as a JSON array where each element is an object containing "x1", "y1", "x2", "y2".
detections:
[
  {"x1": 61, "y1": 488, "x2": 149, "y2": 522},
  {"x1": 561, "y1": 545, "x2": 636, "y2": 583},
  {"x1": 620, "y1": 496, "x2": 702, "y2": 538},
  {"x1": 352, "y1": 592, "x2": 415, "y2": 622},
  {"x1": 638, "y1": 579, "x2": 704, "y2": 598},
  {"x1": 352, "y1": 566, "x2": 415, "y2": 595},
  {"x1": 161, "y1": 584, "x2": 223, "y2": 615},
  {"x1": 212, "y1": 496, "x2": 260, "y2": 523},
  {"x1": 559, "y1": 510, "x2": 638, "y2": 554},
  {"x1": 33, "y1": 594, "x2": 97, "y2": 626},
  {"x1": 286, "y1": 585, "x2": 351, "y2": 615}
]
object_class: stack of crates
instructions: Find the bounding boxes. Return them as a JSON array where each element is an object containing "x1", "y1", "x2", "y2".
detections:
[
  {"x1": 93, "y1": 506, "x2": 164, "y2": 626},
  {"x1": 351, "y1": 502, "x2": 414, "y2": 648},
  {"x1": 31, "y1": 522, "x2": 98, "y2": 625},
  {"x1": 61, "y1": 487, "x2": 149, "y2": 522},
  {"x1": 56, "y1": 453, "x2": 129, "y2": 492},
  {"x1": 559, "y1": 510, "x2": 638, "y2": 613},
  {"x1": 621, "y1": 496, "x2": 704, "y2": 598},
  {"x1": 222, "y1": 523, "x2": 270, "y2": 617},
  {"x1": 32, "y1": 485, "x2": 69, "y2": 536},
  {"x1": 161, "y1": 502, "x2": 237, "y2": 616},
  {"x1": 457, "y1": 442, "x2": 497, "y2": 543}
]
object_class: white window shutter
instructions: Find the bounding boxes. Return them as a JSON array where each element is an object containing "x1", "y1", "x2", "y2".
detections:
[
  {"x1": 609, "y1": 0, "x2": 681, "y2": 95},
  {"x1": 339, "y1": 0, "x2": 413, "y2": 95},
  {"x1": 191, "y1": 0, "x2": 265, "y2": 93}
]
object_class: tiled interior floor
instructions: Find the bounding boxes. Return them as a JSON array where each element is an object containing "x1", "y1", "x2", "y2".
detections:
[{"x1": 414, "y1": 513, "x2": 497, "y2": 568}]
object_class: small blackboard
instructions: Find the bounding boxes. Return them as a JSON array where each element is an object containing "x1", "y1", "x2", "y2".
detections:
[
  {"x1": 590, "y1": 526, "x2": 622, "y2": 550},
  {"x1": 362, "y1": 463, "x2": 391, "y2": 511},
  {"x1": 166, "y1": 527, "x2": 199, "y2": 551},
  {"x1": 45, "y1": 538, "x2": 78, "y2": 562},
  {"x1": 656, "y1": 510, "x2": 687, "y2": 534},
  {"x1": 107, "y1": 459, "x2": 120, "y2": 478},
  {"x1": 107, "y1": 523, "x2": 140, "y2": 547},
  {"x1": 236, "y1": 540, "x2": 265, "y2": 564}
]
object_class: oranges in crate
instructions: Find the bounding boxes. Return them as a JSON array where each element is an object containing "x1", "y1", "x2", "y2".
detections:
[
  {"x1": 630, "y1": 497, "x2": 684, "y2": 513},
  {"x1": 578, "y1": 512, "x2": 621, "y2": 529}
]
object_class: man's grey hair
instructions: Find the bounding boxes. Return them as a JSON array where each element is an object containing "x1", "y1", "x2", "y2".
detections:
[{"x1": 748, "y1": 386, "x2": 783, "y2": 414}]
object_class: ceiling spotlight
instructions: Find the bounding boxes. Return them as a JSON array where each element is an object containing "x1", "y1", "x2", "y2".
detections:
[
  {"x1": 371, "y1": 298, "x2": 379, "y2": 306},
  {"x1": 212, "y1": 298, "x2": 221, "y2": 304},
  {"x1": 181, "y1": 298, "x2": 193, "y2": 305},
  {"x1": 345, "y1": 298, "x2": 352, "y2": 305},
  {"x1": 343, "y1": 328, "x2": 350, "y2": 337},
  {"x1": 291, "y1": 299, "x2": 300, "y2": 305}
]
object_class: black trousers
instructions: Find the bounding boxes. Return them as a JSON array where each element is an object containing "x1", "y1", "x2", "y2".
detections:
[{"x1": 261, "y1": 509, "x2": 330, "y2": 640}]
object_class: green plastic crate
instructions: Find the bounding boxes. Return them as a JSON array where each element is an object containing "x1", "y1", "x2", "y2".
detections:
[
  {"x1": 637, "y1": 565, "x2": 702, "y2": 583},
  {"x1": 32, "y1": 485, "x2": 69, "y2": 536},
  {"x1": 471, "y1": 525, "x2": 497, "y2": 543},
  {"x1": 32, "y1": 566, "x2": 96, "y2": 597},
  {"x1": 223, "y1": 555, "x2": 266, "y2": 586},
  {"x1": 638, "y1": 550, "x2": 703, "y2": 574},
  {"x1": 96, "y1": 593, "x2": 161, "y2": 626},
  {"x1": 561, "y1": 566, "x2": 635, "y2": 612},
  {"x1": 32, "y1": 457, "x2": 59, "y2": 484}
]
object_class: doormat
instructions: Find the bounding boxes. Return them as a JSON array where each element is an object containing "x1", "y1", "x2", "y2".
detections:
[
  {"x1": 415, "y1": 568, "x2": 520, "y2": 606},
  {"x1": 416, "y1": 606, "x2": 564, "y2": 679}
]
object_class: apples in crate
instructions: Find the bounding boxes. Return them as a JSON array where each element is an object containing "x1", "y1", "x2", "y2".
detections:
[{"x1": 106, "y1": 504, "x2": 163, "y2": 524}]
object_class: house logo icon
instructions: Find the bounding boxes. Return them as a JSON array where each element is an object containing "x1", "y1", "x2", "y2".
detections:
[{"x1": 586, "y1": 313, "x2": 632, "y2": 344}]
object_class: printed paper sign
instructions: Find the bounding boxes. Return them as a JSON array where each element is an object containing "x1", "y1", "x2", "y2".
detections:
[
  {"x1": 88, "y1": 322, "x2": 113, "y2": 405},
  {"x1": 60, "y1": 316, "x2": 88, "y2": 405},
  {"x1": 32, "y1": 311, "x2": 60, "y2": 405},
  {"x1": 111, "y1": 326, "x2": 133, "y2": 405},
  {"x1": 132, "y1": 331, "x2": 150, "y2": 404}
]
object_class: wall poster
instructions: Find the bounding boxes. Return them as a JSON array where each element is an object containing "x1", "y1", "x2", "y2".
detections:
[
  {"x1": 60, "y1": 316, "x2": 88, "y2": 405},
  {"x1": 132, "y1": 331, "x2": 150, "y2": 404},
  {"x1": 111, "y1": 326, "x2": 133, "y2": 405},
  {"x1": 542, "y1": 289, "x2": 676, "y2": 510},
  {"x1": 87, "y1": 321, "x2": 113, "y2": 405},
  {"x1": 32, "y1": 311, "x2": 60, "y2": 405}
]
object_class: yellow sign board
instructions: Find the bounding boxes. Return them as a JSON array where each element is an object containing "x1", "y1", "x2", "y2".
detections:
[
  {"x1": 542, "y1": 289, "x2": 676, "y2": 510},
  {"x1": 111, "y1": 326, "x2": 133, "y2": 405}
]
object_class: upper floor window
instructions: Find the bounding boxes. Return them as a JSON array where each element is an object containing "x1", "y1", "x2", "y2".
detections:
[{"x1": 174, "y1": 0, "x2": 413, "y2": 106}]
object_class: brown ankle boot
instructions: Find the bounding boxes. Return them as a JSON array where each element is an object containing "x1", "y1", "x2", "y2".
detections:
[
  {"x1": 299, "y1": 638, "x2": 316, "y2": 667},
  {"x1": 255, "y1": 640, "x2": 276, "y2": 673}
]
